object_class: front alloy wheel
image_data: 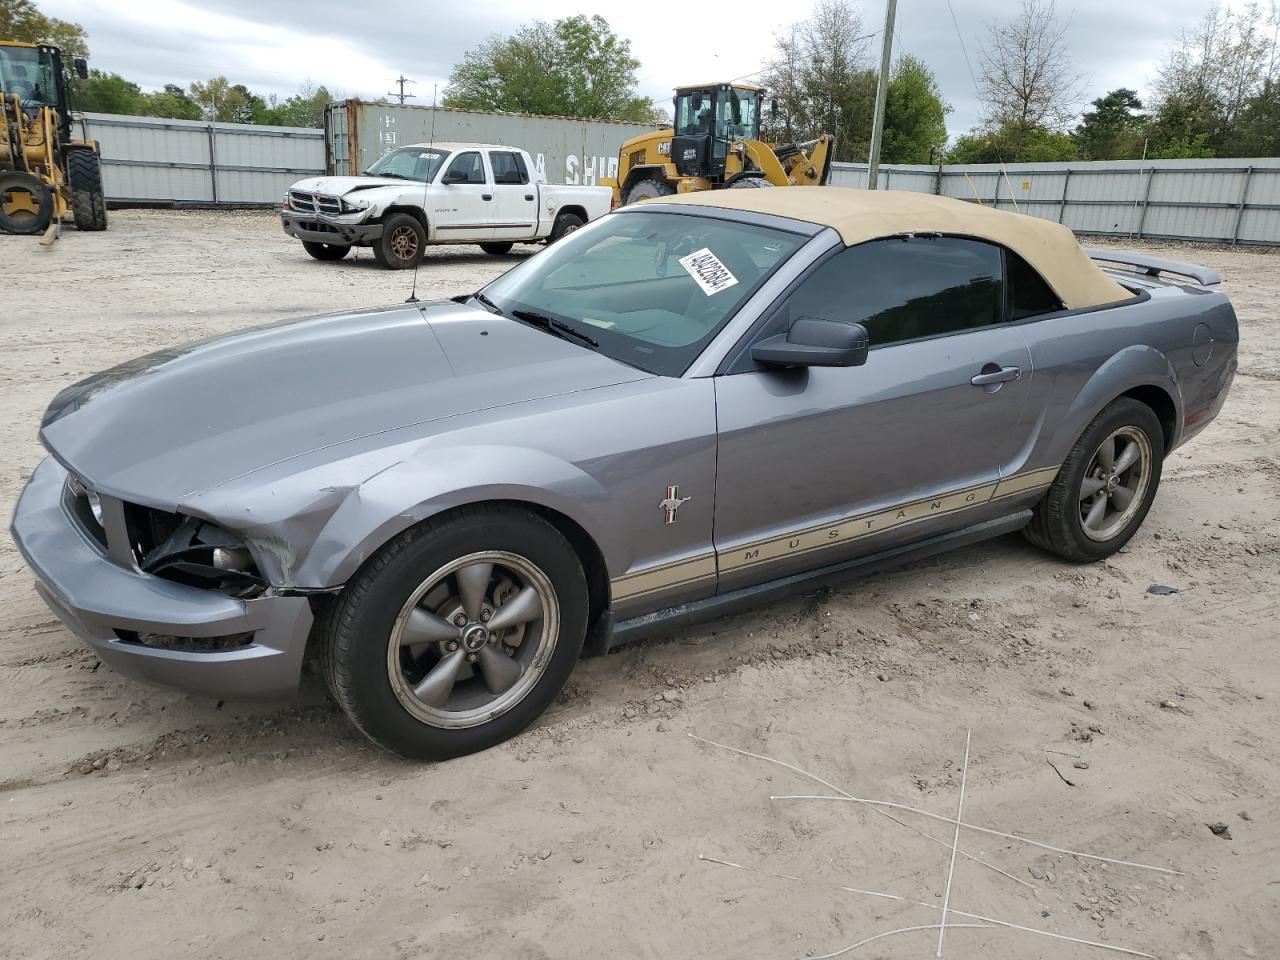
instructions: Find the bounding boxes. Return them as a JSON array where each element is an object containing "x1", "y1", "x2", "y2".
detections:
[
  {"x1": 320, "y1": 505, "x2": 588, "y2": 760},
  {"x1": 388, "y1": 551, "x2": 558, "y2": 728}
]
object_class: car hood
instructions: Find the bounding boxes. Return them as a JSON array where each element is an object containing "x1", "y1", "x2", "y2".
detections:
[
  {"x1": 290, "y1": 175, "x2": 414, "y2": 196},
  {"x1": 40, "y1": 301, "x2": 650, "y2": 505}
]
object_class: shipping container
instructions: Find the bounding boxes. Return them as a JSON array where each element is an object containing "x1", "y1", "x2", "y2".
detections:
[{"x1": 324, "y1": 100, "x2": 662, "y2": 187}]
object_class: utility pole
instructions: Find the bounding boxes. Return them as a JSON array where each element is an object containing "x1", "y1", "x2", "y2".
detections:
[
  {"x1": 387, "y1": 75, "x2": 416, "y2": 105},
  {"x1": 865, "y1": 0, "x2": 898, "y2": 190}
]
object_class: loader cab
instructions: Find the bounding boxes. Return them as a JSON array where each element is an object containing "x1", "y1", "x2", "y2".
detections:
[
  {"x1": 671, "y1": 84, "x2": 763, "y2": 182},
  {"x1": 0, "y1": 42, "x2": 80, "y2": 141}
]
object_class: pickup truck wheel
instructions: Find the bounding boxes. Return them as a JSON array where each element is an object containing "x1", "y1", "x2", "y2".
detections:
[
  {"x1": 301, "y1": 241, "x2": 350, "y2": 261},
  {"x1": 373, "y1": 213, "x2": 425, "y2": 269},
  {"x1": 319, "y1": 505, "x2": 588, "y2": 760},
  {"x1": 1023, "y1": 398, "x2": 1163, "y2": 562},
  {"x1": 480, "y1": 242, "x2": 514, "y2": 255},
  {"x1": 548, "y1": 211, "x2": 585, "y2": 244}
]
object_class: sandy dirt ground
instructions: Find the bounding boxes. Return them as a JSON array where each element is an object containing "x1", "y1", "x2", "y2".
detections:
[{"x1": 1, "y1": 211, "x2": 1278, "y2": 960}]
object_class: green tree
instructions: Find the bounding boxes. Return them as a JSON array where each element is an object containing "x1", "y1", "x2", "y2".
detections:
[
  {"x1": 1, "y1": 0, "x2": 88, "y2": 57},
  {"x1": 140, "y1": 83, "x2": 202, "y2": 120},
  {"x1": 188, "y1": 76, "x2": 251, "y2": 122},
  {"x1": 947, "y1": 122, "x2": 1076, "y2": 163},
  {"x1": 72, "y1": 69, "x2": 144, "y2": 114},
  {"x1": 1073, "y1": 88, "x2": 1146, "y2": 159},
  {"x1": 881, "y1": 55, "x2": 950, "y2": 163},
  {"x1": 444, "y1": 14, "x2": 656, "y2": 121}
]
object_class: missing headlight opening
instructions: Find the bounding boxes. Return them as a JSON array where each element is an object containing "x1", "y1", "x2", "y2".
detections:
[{"x1": 124, "y1": 506, "x2": 267, "y2": 597}]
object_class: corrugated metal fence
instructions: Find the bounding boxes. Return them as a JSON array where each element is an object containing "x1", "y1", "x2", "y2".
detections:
[
  {"x1": 75, "y1": 108, "x2": 1280, "y2": 245},
  {"x1": 79, "y1": 112, "x2": 324, "y2": 205},
  {"x1": 829, "y1": 158, "x2": 1280, "y2": 245}
]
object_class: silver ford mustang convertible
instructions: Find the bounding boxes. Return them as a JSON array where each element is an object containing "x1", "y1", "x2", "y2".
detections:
[{"x1": 11, "y1": 188, "x2": 1238, "y2": 759}]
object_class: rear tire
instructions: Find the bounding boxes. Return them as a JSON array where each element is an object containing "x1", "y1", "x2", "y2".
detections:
[
  {"x1": 1023, "y1": 397, "x2": 1164, "y2": 562},
  {"x1": 0, "y1": 170, "x2": 53, "y2": 235},
  {"x1": 624, "y1": 179, "x2": 675, "y2": 205},
  {"x1": 372, "y1": 212, "x2": 425, "y2": 269},
  {"x1": 319, "y1": 505, "x2": 588, "y2": 760},
  {"x1": 302, "y1": 240, "x2": 350, "y2": 260},
  {"x1": 67, "y1": 147, "x2": 108, "y2": 231},
  {"x1": 548, "y1": 211, "x2": 585, "y2": 244},
  {"x1": 480, "y1": 241, "x2": 514, "y2": 255}
]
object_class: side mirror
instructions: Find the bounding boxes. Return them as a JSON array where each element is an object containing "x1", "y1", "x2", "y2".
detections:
[
  {"x1": 752, "y1": 317, "x2": 869, "y2": 368},
  {"x1": 73, "y1": 57, "x2": 88, "y2": 80},
  {"x1": 441, "y1": 169, "x2": 467, "y2": 185}
]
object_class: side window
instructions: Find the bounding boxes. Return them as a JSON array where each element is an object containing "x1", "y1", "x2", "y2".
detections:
[
  {"x1": 1007, "y1": 250, "x2": 1064, "y2": 320},
  {"x1": 491, "y1": 151, "x2": 527, "y2": 185},
  {"x1": 782, "y1": 236, "x2": 1003, "y2": 347},
  {"x1": 446, "y1": 151, "x2": 486, "y2": 184}
]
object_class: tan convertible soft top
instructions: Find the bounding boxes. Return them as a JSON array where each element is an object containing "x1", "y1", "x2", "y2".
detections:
[{"x1": 657, "y1": 187, "x2": 1133, "y2": 310}]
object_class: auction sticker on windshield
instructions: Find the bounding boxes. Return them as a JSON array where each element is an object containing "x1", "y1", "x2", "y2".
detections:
[{"x1": 679, "y1": 248, "x2": 739, "y2": 296}]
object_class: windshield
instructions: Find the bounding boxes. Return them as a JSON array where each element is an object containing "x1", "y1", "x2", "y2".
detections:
[
  {"x1": 365, "y1": 147, "x2": 450, "y2": 182},
  {"x1": 480, "y1": 210, "x2": 806, "y2": 376},
  {"x1": 0, "y1": 45, "x2": 57, "y2": 107}
]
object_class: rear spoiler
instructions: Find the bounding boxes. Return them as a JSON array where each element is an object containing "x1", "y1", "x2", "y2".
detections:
[{"x1": 1085, "y1": 249, "x2": 1221, "y2": 286}]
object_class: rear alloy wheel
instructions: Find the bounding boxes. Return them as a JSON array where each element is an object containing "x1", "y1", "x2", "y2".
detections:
[
  {"x1": 480, "y1": 241, "x2": 514, "y2": 255},
  {"x1": 302, "y1": 240, "x2": 351, "y2": 261},
  {"x1": 372, "y1": 212, "x2": 425, "y2": 269},
  {"x1": 0, "y1": 170, "x2": 53, "y2": 235},
  {"x1": 1023, "y1": 397, "x2": 1163, "y2": 561},
  {"x1": 320, "y1": 506, "x2": 588, "y2": 760}
]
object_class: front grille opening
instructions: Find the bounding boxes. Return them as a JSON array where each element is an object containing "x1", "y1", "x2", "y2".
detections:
[
  {"x1": 123, "y1": 504, "x2": 267, "y2": 599},
  {"x1": 114, "y1": 630, "x2": 255, "y2": 653}
]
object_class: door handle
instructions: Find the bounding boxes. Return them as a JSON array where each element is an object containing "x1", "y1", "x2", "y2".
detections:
[
  {"x1": 481, "y1": 194, "x2": 493, "y2": 201},
  {"x1": 524, "y1": 194, "x2": 534, "y2": 201},
  {"x1": 970, "y1": 365, "x2": 1021, "y2": 386}
]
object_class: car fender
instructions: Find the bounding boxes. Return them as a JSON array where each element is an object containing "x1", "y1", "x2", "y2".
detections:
[
  {"x1": 292, "y1": 443, "x2": 618, "y2": 590},
  {"x1": 1049, "y1": 344, "x2": 1184, "y2": 464}
]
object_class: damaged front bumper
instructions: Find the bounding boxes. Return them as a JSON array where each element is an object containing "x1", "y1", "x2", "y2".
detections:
[
  {"x1": 10, "y1": 457, "x2": 314, "y2": 700},
  {"x1": 280, "y1": 209, "x2": 383, "y2": 246}
]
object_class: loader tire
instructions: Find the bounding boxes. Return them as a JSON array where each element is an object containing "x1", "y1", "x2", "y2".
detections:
[
  {"x1": 68, "y1": 148, "x2": 108, "y2": 231},
  {"x1": 0, "y1": 170, "x2": 53, "y2": 235},
  {"x1": 624, "y1": 179, "x2": 675, "y2": 205},
  {"x1": 727, "y1": 176, "x2": 773, "y2": 188}
]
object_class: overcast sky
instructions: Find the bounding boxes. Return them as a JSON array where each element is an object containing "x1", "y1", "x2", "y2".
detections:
[{"x1": 44, "y1": 0, "x2": 1239, "y2": 140}]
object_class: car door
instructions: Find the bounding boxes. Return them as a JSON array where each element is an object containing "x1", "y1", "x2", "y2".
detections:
[
  {"x1": 488, "y1": 150, "x2": 538, "y2": 242},
  {"x1": 713, "y1": 236, "x2": 1039, "y2": 593},
  {"x1": 431, "y1": 150, "x2": 493, "y2": 241}
]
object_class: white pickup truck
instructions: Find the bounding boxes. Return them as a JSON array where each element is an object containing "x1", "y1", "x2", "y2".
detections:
[{"x1": 281, "y1": 142, "x2": 614, "y2": 269}]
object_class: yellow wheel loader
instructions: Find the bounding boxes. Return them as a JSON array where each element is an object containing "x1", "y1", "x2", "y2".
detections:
[
  {"x1": 603, "y1": 82, "x2": 834, "y2": 206},
  {"x1": 0, "y1": 39, "x2": 107, "y2": 241}
]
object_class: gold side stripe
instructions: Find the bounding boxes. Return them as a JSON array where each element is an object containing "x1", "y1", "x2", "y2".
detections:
[
  {"x1": 991, "y1": 466, "x2": 1060, "y2": 499},
  {"x1": 611, "y1": 554, "x2": 717, "y2": 601},
  {"x1": 610, "y1": 465, "x2": 1060, "y2": 600},
  {"x1": 720, "y1": 481, "x2": 999, "y2": 573}
]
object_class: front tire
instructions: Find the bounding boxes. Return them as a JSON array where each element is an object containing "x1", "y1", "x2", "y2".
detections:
[
  {"x1": 319, "y1": 506, "x2": 588, "y2": 760},
  {"x1": 480, "y1": 241, "x2": 514, "y2": 255},
  {"x1": 372, "y1": 212, "x2": 425, "y2": 269},
  {"x1": 67, "y1": 147, "x2": 108, "y2": 231},
  {"x1": 302, "y1": 240, "x2": 350, "y2": 260},
  {"x1": 0, "y1": 170, "x2": 53, "y2": 235},
  {"x1": 1023, "y1": 397, "x2": 1164, "y2": 562}
]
